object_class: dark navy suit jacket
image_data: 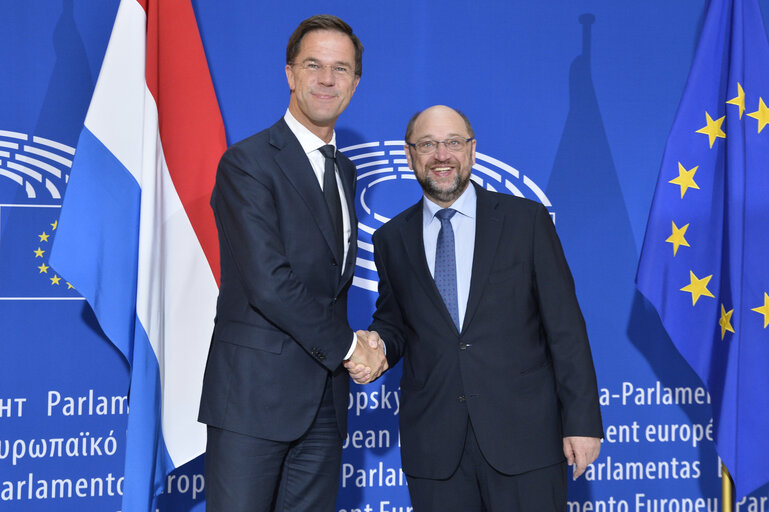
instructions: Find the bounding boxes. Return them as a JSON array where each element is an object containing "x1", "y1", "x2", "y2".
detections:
[
  {"x1": 370, "y1": 183, "x2": 603, "y2": 479},
  {"x1": 199, "y1": 118, "x2": 357, "y2": 440}
]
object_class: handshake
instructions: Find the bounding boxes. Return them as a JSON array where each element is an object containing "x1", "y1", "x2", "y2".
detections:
[{"x1": 344, "y1": 330, "x2": 388, "y2": 385}]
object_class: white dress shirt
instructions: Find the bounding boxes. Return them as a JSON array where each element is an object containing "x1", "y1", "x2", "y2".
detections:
[{"x1": 283, "y1": 110, "x2": 352, "y2": 272}]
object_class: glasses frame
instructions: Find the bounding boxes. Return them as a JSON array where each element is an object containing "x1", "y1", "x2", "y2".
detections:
[
  {"x1": 406, "y1": 137, "x2": 475, "y2": 155},
  {"x1": 291, "y1": 60, "x2": 355, "y2": 80}
]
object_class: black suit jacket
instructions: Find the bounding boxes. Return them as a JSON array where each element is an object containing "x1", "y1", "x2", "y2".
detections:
[
  {"x1": 370, "y1": 183, "x2": 602, "y2": 478},
  {"x1": 199, "y1": 118, "x2": 357, "y2": 440}
]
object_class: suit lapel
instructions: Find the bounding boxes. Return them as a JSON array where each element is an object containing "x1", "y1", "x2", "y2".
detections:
[
  {"x1": 463, "y1": 185, "x2": 503, "y2": 333},
  {"x1": 270, "y1": 119, "x2": 341, "y2": 265},
  {"x1": 400, "y1": 200, "x2": 461, "y2": 334}
]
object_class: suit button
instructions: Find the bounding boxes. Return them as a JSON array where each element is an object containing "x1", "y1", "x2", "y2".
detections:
[
  {"x1": 459, "y1": 343, "x2": 468, "y2": 350},
  {"x1": 457, "y1": 395, "x2": 466, "y2": 403},
  {"x1": 331, "y1": 298, "x2": 337, "y2": 305}
]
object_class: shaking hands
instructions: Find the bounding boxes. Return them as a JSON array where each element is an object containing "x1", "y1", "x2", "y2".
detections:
[{"x1": 344, "y1": 330, "x2": 388, "y2": 385}]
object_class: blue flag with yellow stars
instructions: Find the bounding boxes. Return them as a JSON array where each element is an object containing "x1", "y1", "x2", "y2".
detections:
[{"x1": 637, "y1": 0, "x2": 769, "y2": 498}]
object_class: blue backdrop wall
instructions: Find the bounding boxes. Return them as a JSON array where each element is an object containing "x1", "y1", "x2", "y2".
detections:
[{"x1": 2, "y1": 1, "x2": 769, "y2": 511}]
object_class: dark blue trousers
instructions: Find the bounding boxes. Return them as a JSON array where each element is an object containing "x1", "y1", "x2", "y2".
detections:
[
  {"x1": 204, "y1": 378, "x2": 342, "y2": 512},
  {"x1": 406, "y1": 420, "x2": 567, "y2": 512}
]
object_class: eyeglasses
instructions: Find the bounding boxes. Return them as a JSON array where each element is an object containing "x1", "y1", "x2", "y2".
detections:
[
  {"x1": 406, "y1": 138, "x2": 474, "y2": 155},
  {"x1": 292, "y1": 61, "x2": 354, "y2": 79}
]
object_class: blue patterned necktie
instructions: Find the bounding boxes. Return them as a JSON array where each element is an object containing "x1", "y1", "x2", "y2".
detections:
[{"x1": 435, "y1": 208, "x2": 459, "y2": 330}]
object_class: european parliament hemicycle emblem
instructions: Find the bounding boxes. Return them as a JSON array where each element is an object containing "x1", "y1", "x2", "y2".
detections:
[
  {"x1": 343, "y1": 140, "x2": 554, "y2": 292},
  {"x1": 0, "y1": 130, "x2": 72, "y2": 202},
  {"x1": 0, "y1": 130, "x2": 78, "y2": 299}
]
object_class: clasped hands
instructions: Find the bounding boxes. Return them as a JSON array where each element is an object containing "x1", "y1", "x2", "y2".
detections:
[{"x1": 344, "y1": 330, "x2": 387, "y2": 384}]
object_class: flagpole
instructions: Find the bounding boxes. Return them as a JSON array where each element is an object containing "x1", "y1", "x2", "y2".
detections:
[{"x1": 722, "y1": 462, "x2": 734, "y2": 512}]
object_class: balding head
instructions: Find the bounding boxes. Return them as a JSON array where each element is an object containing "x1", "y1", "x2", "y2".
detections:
[{"x1": 405, "y1": 105, "x2": 475, "y2": 143}]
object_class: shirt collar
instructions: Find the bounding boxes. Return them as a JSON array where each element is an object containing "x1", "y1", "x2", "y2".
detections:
[
  {"x1": 422, "y1": 182, "x2": 477, "y2": 226},
  {"x1": 284, "y1": 109, "x2": 337, "y2": 155}
]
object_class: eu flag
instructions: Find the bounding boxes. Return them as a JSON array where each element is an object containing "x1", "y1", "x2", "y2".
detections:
[{"x1": 637, "y1": 0, "x2": 769, "y2": 498}]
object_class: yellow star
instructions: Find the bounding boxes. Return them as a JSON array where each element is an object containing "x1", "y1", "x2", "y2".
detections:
[
  {"x1": 726, "y1": 83, "x2": 745, "y2": 119},
  {"x1": 695, "y1": 112, "x2": 726, "y2": 148},
  {"x1": 666, "y1": 221, "x2": 690, "y2": 256},
  {"x1": 51, "y1": 220, "x2": 58, "y2": 230},
  {"x1": 719, "y1": 304, "x2": 735, "y2": 340},
  {"x1": 747, "y1": 97, "x2": 769, "y2": 133},
  {"x1": 66, "y1": 282, "x2": 75, "y2": 290},
  {"x1": 50, "y1": 275, "x2": 61, "y2": 285},
  {"x1": 680, "y1": 271, "x2": 715, "y2": 305},
  {"x1": 38, "y1": 263, "x2": 49, "y2": 274},
  {"x1": 669, "y1": 162, "x2": 700, "y2": 198},
  {"x1": 751, "y1": 292, "x2": 769, "y2": 328},
  {"x1": 38, "y1": 232, "x2": 50, "y2": 242},
  {"x1": 34, "y1": 247, "x2": 45, "y2": 258}
]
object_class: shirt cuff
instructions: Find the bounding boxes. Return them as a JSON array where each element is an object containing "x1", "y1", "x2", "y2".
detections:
[{"x1": 344, "y1": 333, "x2": 356, "y2": 360}]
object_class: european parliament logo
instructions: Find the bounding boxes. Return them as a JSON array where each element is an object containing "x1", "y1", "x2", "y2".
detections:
[
  {"x1": 344, "y1": 140, "x2": 554, "y2": 292},
  {"x1": 0, "y1": 130, "x2": 79, "y2": 299}
]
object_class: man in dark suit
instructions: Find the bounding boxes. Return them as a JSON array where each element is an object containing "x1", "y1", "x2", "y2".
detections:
[
  {"x1": 349, "y1": 105, "x2": 603, "y2": 511},
  {"x1": 198, "y1": 15, "x2": 387, "y2": 512}
]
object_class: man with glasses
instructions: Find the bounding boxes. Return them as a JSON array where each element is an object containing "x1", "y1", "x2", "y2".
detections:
[
  {"x1": 199, "y1": 15, "x2": 386, "y2": 512},
  {"x1": 348, "y1": 105, "x2": 603, "y2": 511}
]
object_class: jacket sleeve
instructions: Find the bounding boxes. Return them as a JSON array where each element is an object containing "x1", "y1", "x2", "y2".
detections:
[
  {"x1": 530, "y1": 203, "x2": 604, "y2": 438},
  {"x1": 370, "y1": 229, "x2": 407, "y2": 369}
]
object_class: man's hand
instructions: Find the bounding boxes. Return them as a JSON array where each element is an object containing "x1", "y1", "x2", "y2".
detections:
[
  {"x1": 344, "y1": 330, "x2": 388, "y2": 384},
  {"x1": 563, "y1": 436, "x2": 601, "y2": 479}
]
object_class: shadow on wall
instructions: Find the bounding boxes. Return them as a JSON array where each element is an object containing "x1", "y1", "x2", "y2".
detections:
[
  {"x1": 35, "y1": 0, "x2": 94, "y2": 145},
  {"x1": 547, "y1": 11, "x2": 720, "y2": 500}
]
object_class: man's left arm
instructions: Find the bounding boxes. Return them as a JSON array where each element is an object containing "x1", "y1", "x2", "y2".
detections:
[{"x1": 530, "y1": 203, "x2": 603, "y2": 445}]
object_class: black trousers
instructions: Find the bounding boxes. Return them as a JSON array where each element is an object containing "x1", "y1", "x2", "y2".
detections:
[
  {"x1": 204, "y1": 378, "x2": 342, "y2": 512},
  {"x1": 406, "y1": 420, "x2": 567, "y2": 512}
]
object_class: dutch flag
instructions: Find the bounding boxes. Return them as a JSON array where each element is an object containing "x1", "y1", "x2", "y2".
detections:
[{"x1": 50, "y1": 0, "x2": 225, "y2": 509}]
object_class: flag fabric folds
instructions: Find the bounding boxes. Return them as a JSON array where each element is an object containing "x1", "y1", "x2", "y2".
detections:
[
  {"x1": 50, "y1": 0, "x2": 225, "y2": 509},
  {"x1": 636, "y1": 0, "x2": 769, "y2": 498}
]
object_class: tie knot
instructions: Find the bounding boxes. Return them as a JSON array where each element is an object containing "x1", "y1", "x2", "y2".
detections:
[
  {"x1": 319, "y1": 144, "x2": 336, "y2": 160},
  {"x1": 436, "y1": 208, "x2": 457, "y2": 222}
]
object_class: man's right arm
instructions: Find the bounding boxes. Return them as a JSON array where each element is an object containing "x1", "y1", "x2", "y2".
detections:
[
  {"x1": 368, "y1": 230, "x2": 408, "y2": 368},
  {"x1": 344, "y1": 230, "x2": 405, "y2": 384}
]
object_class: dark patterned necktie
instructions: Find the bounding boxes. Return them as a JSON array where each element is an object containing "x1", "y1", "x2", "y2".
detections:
[{"x1": 319, "y1": 144, "x2": 344, "y2": 265}]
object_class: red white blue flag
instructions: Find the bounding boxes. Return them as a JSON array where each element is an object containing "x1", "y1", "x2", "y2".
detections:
[{"x1": 50, "y1": 0, "x2": 225, "y2": 509}]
